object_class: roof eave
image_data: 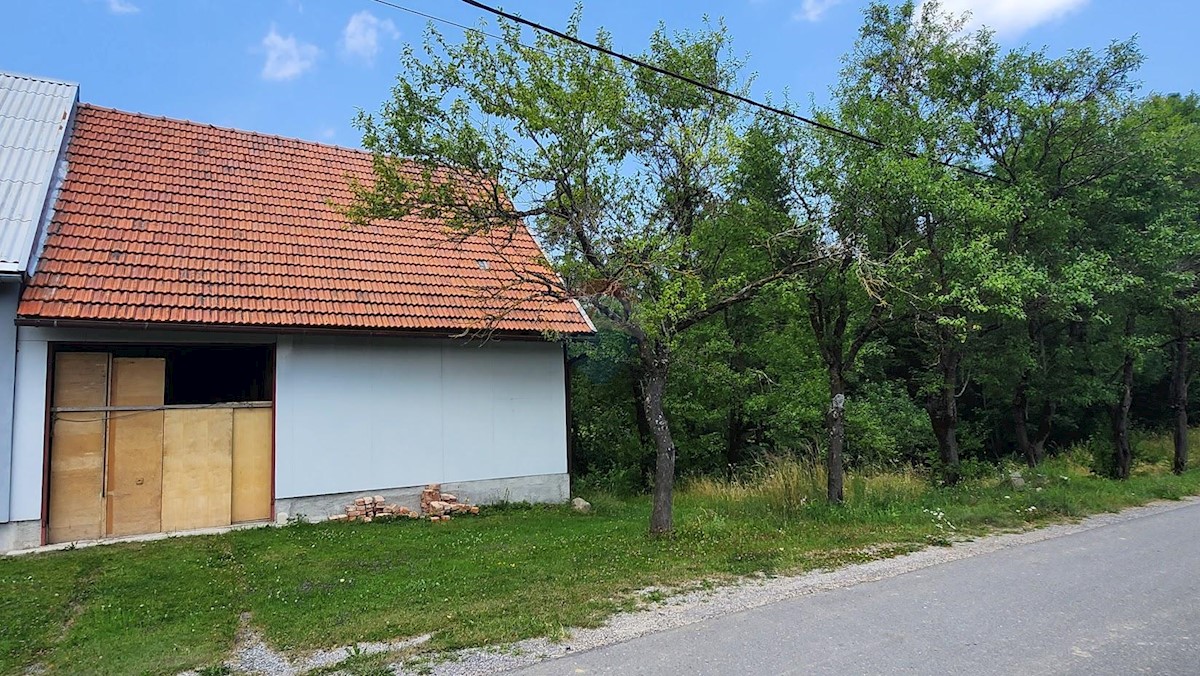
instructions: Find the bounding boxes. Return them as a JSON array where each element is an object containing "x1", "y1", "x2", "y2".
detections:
[{"x1": 13, "y1": 316, "x2": 593, "y2": 341}]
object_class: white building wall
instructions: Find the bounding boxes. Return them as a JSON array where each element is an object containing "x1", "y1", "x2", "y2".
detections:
[
  {"x1": 3, "y1": 327, "x2": 567, "y2": 536},
  {"x1": 274, "y1": 335, "x2": 567, "y2": 499},
  {"x1": 0, "y1": 282, "x2": 19, "y2": 522},
  {"x1": 9, "y1": 326, "x2": 47, "y2": 522}
]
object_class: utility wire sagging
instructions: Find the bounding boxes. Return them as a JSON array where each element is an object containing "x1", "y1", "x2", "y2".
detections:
[{"x1": 366, "y1": 0, "x2": 1003, "y2": 182}]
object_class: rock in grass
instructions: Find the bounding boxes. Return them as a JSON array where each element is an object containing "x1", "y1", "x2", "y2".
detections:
[
  {"x1": 572, "y1": 497, "x2": 592, "y2": 513},
  {"x1": 1009, "y1": 471, "x2": 1026, "y2": 490}
]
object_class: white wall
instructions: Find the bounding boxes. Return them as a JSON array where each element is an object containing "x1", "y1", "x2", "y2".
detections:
[
  {"x1": 0, "y1": 282, "x2": 18, "y2": 522},
  {"x1": 9, "y1": 327, "x2": 47, "y2": 522},
  {"x1": 275, "y1": 335, "x2": 567, "y2": 498},
  {"x1": 5, "y1": 327, "x2": 567, "y2": 522}
]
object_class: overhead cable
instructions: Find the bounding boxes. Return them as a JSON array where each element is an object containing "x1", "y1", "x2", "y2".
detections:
[{"x1": 368, "y1": 0, "x2": 1003, "y2": 182}]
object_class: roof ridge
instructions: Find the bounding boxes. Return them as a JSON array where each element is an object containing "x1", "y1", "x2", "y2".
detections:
[
  {"x1": 78, "y1": 103, "x2": 373, "y2": 158},
  {"x1": 0, "y1": 70, "x2": 79, "y2": 88}
]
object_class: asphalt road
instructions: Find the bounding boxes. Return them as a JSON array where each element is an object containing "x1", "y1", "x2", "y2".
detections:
[{"x1": 511, "y1": 501, "x2": 1200, "y2": 675}]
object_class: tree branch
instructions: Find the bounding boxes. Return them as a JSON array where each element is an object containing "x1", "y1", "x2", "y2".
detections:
[{"x1": 675, "y1": 255, "x2": 825, "y2": 333}]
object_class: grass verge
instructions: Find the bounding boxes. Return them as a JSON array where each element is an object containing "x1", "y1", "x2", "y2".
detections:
[{"x1": 3, "y1": 441, "x2": 1199, "y2": 674}]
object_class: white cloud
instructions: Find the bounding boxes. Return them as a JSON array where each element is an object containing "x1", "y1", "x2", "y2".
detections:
[
  {"x1": 106, "y1": 0, "x2": 139, "y2": 14},
  {"x1": 927, "y1": 0, "x2": 1090, "y2": 36},
  {"x1": 794, "y1": 0, "x2": 845, "y2": 22},
  {"x1": 341, "y1": 10, "x2": 400, "y2": 64},
  {"x1": 260, "y1": 26, "x2": 320, "y2": 81}
]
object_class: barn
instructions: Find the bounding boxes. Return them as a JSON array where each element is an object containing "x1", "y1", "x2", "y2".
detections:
[{"x1": 0, "y1": 73, "x2": 593, "y2": 552}]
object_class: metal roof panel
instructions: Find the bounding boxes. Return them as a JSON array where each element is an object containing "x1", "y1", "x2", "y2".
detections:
[{"x1": 0, "y1": 71, "x2": 78, "y2": 273}]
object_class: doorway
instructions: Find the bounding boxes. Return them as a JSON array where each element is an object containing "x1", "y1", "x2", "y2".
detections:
[{"x1": 45, "y1": 345, "x2": 274, "y2": 544}]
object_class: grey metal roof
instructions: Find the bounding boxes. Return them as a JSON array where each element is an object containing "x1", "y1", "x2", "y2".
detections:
[{"x1": 0, "y1": 72, "x2": 78, "y2": 275}]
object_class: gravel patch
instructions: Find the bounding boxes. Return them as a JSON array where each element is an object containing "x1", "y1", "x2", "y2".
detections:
[
  {"x1": 296, "y1": 636, "x2": 431, "y2": 673},
  {"x1": 177, "y1": 614, "x2": 430, "y2": 675},
  {"x1": 393, "y1": 496, "x2": 1200, "y2": 676}
]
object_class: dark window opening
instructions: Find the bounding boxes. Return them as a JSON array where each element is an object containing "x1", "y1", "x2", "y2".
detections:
[
  {"x1": 54, "y1": 344, "x2": 273, "y2": 406},
  {"x1": 165, "y1": 346, "x2": 272, "y2": 404}
]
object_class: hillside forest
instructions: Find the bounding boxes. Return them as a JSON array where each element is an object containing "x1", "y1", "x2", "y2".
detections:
[{"x1": 350, "y1": 1, "x2": 1200, "y2": 533}]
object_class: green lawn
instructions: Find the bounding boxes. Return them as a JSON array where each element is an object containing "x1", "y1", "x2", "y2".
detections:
[{"x1": 3, "y1": 450, "x2": 1199, "y2": 675}]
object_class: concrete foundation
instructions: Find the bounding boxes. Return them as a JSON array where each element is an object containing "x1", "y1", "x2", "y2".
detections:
[
  {"x1": 1, "y1": 474, "x2": 569, "y2": 552},
  {"x1": 275, "y1": 472, "x2": 570, "y2": 522},
  {"x1": 0, "y1": 520, "x2": 40, "y2": 552}
]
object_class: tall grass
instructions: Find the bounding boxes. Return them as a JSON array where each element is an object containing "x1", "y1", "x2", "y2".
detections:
[{"x1": 684, "y1": 455, "x2": 929, "y2": 517}]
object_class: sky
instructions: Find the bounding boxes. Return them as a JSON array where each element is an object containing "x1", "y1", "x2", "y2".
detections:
[{"x1": 2, "y1": 0, "x2": 1197, "y2": 150}]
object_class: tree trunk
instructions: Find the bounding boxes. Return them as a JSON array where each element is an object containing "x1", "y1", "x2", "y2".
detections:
[
  {"x1": 1012, "y1": 375, "x2": 1036, "y2": 467},
  {"x1": 926, "y1": 345, "x2": 961, "y2": 484},
  {"x1": 1111, "y1": 345, "x2": 1135, "y2": 481},
  {"x1": 630, "y1": 378, "x2": 656, "y2": 484},
  {"x1": 632, "y1": 379, "x2": 654, "y2": 448},
  {"x1": 1013, "y1": 375, "x2": 1052, "y2": 467},
  {"x1": 827, "y1": 370, "x2": 846, "y2": 504},
  {"x1": 1171, "y1": 337, "x2": 1189, "y2": 475},
  {"x1": 640, "y1": 339, "x2": 677, "y2": 536},
  {"x1": 1032, "y1": 401, "x2": 1055, "y2": 466},
  {"x1": 725, "y1": 408, "x2": 744, "y2": 476}
]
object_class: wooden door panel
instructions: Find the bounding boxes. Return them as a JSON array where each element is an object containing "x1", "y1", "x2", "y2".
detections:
[
  {"x1": 105, "y1": 410, "x2": 164, "y2": 536},
  {"x1": 47, "y1": 418, "x2": 105, "y2": 543},
  {"x1": 52, "y1": 353, "x2": 108, "y2": 408},
  {"x1": 47, "y1": 353, "x2": 109, "y2": 544},
  {"x1": 108, "y1": 357, "x2": 165, "y2": 407},
  {"x1": 161, "y1": 408, "x2": 233, "y2": 532},
  {"x1": 105, "y1": 358, "x2": 166, "y2": 537},
  {"x1": 231, "y1": 407, "x2": 272, "y2": 523}
]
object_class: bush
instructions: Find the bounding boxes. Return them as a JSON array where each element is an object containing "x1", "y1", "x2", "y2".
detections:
[
  {"x1": 573, "y1": 465, "x2": 645, "y2": 497},
  {"x1": 845, "y1": 382, "x2": 935, "y2": 470},
  {"x1": 1087, "y1": 436, "x2": 1120, "y2": 478}
]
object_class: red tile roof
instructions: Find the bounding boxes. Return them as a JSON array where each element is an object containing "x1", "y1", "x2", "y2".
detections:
[{"x1": 17, "y1": 105, "x2": 594, "y2": 335}]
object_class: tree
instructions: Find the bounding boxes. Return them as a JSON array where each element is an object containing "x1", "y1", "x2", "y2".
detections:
[
  {"x1": 775, "y1": 111, "x2": 896, "y2": 503},
  {"x1": 968, "y1": 39, "x2": 1147, "y2": 467},
  {"x1": 1141, "y1": 94, "x2": 1200, "y2": 474},
  {"x1": 349, "y1": 13, "x2": 815, "y2": 534},
  {"x1": 1065, "y1": 91, "x2": 1198, "y2": 479},
  {"x1": 834, "y1": 2, "x2": 1158, "y2": 480},
  {"x1": 824, "y1": 1, "x2": 1027, "y2": 483},
  {"x1": 1116, "y1": 94, "x2": 1200, "y2": 476}
]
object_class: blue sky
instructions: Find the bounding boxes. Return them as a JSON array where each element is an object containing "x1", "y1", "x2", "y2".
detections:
[{"x1": 2, "y1": 0, "x2": 1196, "y2": 149}]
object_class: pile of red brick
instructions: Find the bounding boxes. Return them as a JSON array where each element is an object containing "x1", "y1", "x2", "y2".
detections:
[
  {"x1": 327, "y1": 485, "x2": 479, "y2": 523},
  {"x1": 421, "y1": 484, "x2": 480, "y2": 521},
  {"x1": 328, "y1": 495, "x2": 416, "y2": 522}
]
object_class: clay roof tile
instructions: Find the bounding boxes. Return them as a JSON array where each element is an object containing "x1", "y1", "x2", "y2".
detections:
[{"x1": 18, "y1": 105, "x2": 593, "y2": 336}]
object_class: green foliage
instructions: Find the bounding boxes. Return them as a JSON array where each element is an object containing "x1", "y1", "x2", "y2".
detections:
[
  {"x1": 844, "y1": 382, "x2": 935, "y2": 468},
  {"x1": 351, "y1": 0, "x2": 1199, "y2": 502}
]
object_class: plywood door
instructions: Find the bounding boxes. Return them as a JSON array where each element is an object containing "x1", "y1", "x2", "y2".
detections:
[
  {"x1": 161, "y1": 408, "x2": 233, "y2": 532},
  {"x1": 108, "y1": 357, "x2": 165, "y2": 407},
  {"x1": 47, "y1": 352, "x2": 109, "y2": 544},
  {"x1": 52, "y1": 352, "x2": 109, "y2": 408},
  {"x1": 231, "y1": 407, "x2": 272, "y2": 523},
  {"x1": 105, "y1": 358, "x2": 166, "y2": 537},
  {"x1": 47, "y1": 418, "x2": 105, "y2": 543}
]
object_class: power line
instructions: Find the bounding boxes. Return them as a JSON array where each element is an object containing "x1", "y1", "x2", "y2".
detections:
[
  {"x1": 459, "y1": 0, "x2": 1001, "y2": 182},
  {"x1": 367, "y1": 0, "x2": 1002, "y2": 183},
  {"x1": 368, "y1": 0, "x2": 507, "y2": 42}
]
